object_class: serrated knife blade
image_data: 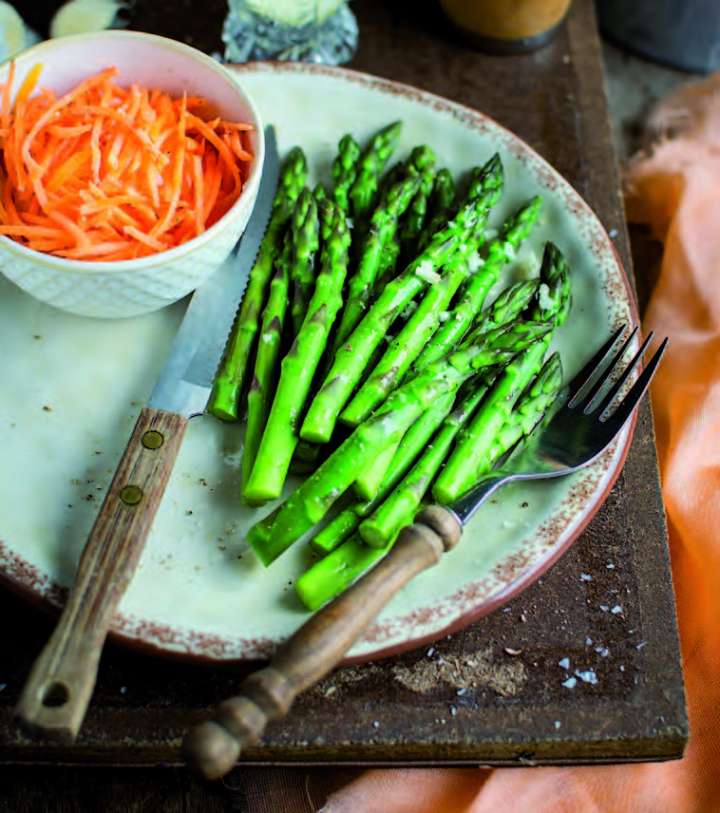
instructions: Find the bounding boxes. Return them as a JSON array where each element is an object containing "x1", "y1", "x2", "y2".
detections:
[{"x1": 148, "y1": 125, "x2": 279, "y2": 418}]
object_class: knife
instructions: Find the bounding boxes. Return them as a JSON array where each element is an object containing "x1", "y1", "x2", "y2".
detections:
[{"x1": 15, "y1": 127, "x2": 280, "y2": 741}]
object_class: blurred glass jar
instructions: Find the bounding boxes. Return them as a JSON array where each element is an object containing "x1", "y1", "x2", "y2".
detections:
[
  {"x1": 598, "y1": 0, "x2": 720, "y2": 74},
  {"x1": 440, "y1": 0, "x2": 572, "y2": 53},
  {"x1": 223, "y1": 0, "x2": 358, "y2": 64}
]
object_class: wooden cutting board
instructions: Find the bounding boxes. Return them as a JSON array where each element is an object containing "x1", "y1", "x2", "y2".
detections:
[{"x1": 0, "y1": 0, "x2": 686, "y2": 793}]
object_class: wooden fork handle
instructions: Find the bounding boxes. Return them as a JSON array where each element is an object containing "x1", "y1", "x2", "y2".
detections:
[
  {"x1": 15, "y1": 407, "x2": 187, "y2": 741},
  {"x1": 183, "y1": 505, "x2": 462, "y2": 780}
]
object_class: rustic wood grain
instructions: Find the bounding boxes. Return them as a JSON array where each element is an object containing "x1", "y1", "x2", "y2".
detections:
[
  {"x1": 15, "y1": 408, "x2": 187, "y2": 741},
  {"x1": 184, "y1": 507, "x2": 462, "y2": 779},
  {"x1": 0, "y1": 0, "x2": 687, "y2": 810}
]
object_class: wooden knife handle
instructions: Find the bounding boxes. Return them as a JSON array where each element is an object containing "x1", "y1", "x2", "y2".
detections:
[
  {"x1": 15, "y1": 407, "x2": 187, "y2": 741},
  {"x1": 183, "y1": 505, "x2": 462, "y2": 780}
]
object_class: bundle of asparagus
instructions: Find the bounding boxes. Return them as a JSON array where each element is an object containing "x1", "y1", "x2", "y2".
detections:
[{"x1": 209, "y1": 122, "x2": 571, "y2": 610}]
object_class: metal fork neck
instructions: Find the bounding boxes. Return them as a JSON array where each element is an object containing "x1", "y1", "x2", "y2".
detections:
[{"x1": 447, "y1": 474, "x2": 510, "y2": 526}]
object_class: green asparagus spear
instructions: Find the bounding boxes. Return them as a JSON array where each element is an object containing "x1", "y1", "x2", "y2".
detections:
[
  {"x1": 248, "y1": 323, "x2": 546, "y2": 564},
  {"x1": 378, "y1": 160, "x2": 406, "y2": 200},
  {"x1": 359, "y1": 381, "x2": 490, "y2": 548},
  {"x1": 340, "y1": 204, "x2": 501, "y2": 425},
  {"x1": 373, "y1": 239, "x2": 403, "y2": 294},
  {"x1": 433, "y1": 341, "x2": 547, "y2": 504},
  {"x1": 313, "y1": 390, "x2": 456, "y2": 553},
  {"x1": 417, "y1": 169, "x2": 456, "y2": 251},
  {"x1": 288, "y1": 189, "x2": 320, "y2": 335},
  {"x1": 433, "y1": 242, "x2": 570, "y2": 503},
  {"x1": 349, "y1": 121, "x2": 403, "y2": 222},
  {"x1": 300, "y1": 154, "x2": 504, "y2": 444},
  {"x1": 354, "y1": 438, "x2": 401, "y2": 501},
  {"x1": 314, "y1": 183, "x2": 328, "y2": 205},
  {"x1": 398, "y1": 146, "x2": 437, "y2": 261},
  {"x1": 208, "y1": 147, "x2": 307, "y2": 421},
  {"x1": 241, "y1": 260, "x2": 290, "y2": 490},
  {"x1": 340, "y1": 252, "x2": 474, "y2": 426},
  {"x1": 412, "y1": 196, "x2": 542, "y2": 372},
  {"x1": 485, "y1": 352, "x2": 563, "y2": 465},
  {"x1": 428, "y1": 168, "x2": 456, "y2": 222},
  {"x1": 465, "y1": 279, "x2": 539, "y2": 343},
  {"x1": 330, "y1": 173, "x2": 421, "y2": 355},
  {"x1": 297, "y1": 534, "x2": 387, "y2": 610},
  {"x1": 312, "y1": 510, "x2": 364, "y2": 555},
  {"x1": 299, "y1": 379, "x2": 490, "y2": 609},
  {"x1": 331, "y1": 134, "x2": 361, "y2": 214},
  {"x1": 243, "y1": 202, "x2": 351, "y2": 502},
  {"x1": 531, "y1": 241, "x2": 572, "y2": 327}
]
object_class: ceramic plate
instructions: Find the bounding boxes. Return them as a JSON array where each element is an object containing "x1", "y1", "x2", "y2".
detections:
[{"x1": 0, "y1": 63, "x2": 636, "y2": 663}]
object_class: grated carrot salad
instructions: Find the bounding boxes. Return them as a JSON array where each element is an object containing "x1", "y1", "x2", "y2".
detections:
[{"x1": 0, "y1": 64, "x2": 253, "y2": 261}]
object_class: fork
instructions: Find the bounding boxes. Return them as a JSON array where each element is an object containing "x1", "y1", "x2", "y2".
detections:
[
  {"x1": 450, "y1": 324, "x2": 667, "y2": 524},
  {"x1": 183, "y1": 326, "x2": 668, "y2": 780}
]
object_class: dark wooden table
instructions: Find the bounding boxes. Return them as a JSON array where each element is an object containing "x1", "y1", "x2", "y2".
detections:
[{"x1": 0, "y1": 0, "x2": 687, "y2": 810}]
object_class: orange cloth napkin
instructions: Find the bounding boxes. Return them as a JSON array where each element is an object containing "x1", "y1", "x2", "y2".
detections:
[{"x1": 321, "y1": 75, "x2": 720, "y2": 813}]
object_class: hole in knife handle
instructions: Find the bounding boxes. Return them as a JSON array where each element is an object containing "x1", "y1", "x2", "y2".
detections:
[{"x1": 41, "y1": 681, "x2": 70, "y2": 708}]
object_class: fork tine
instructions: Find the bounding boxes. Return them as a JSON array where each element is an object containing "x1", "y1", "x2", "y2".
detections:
[
  {"x1": 594, "y1": 331, "x2": 655, "y2": 416},
  {"x1": 567, "y1": 324, "x2": 626, "y2": 406},
  {"x1": 578, "y1": 326, "x2": 638, "y2": 412},
  {"x1": 605, "y1": 338, "x2": 669, "y2": 427}
]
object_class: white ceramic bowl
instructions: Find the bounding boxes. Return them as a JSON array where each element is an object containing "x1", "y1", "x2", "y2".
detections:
[{"x1": 0, "y1": 32, "x2": 264, "y2": 318}]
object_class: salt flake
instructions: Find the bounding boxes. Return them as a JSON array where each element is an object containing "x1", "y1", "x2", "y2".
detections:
[
  {"x1": 575, "y1": 669, "x2": 598, "y2": 685},
  {"x1": 415, "y1": 261, "x2": 441, "y2": 284}
]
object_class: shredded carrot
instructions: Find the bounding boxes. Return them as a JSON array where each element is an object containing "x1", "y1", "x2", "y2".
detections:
[
  {"x1": 15, "y1": 64, "x2": 43, "y2": 109},
  {"x1": 0, "y1": 63, "x2": 253, "y2": 261}
]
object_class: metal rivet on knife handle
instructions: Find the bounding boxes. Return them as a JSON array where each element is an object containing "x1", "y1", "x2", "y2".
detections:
[
  {"x1": 141, "y1": 430, "x2": 164, "y2": 450},
  {"x1": 119, "y1": 485, "x2": 143, "y2": 506}
]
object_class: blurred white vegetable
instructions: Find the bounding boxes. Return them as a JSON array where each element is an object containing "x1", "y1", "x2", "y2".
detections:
[
  {"x1": 0, "y1": 2, "x2": 39, "y2": 62},
  {"x1": 50, "y1": 0, "x2": 125, "y2": 38}
]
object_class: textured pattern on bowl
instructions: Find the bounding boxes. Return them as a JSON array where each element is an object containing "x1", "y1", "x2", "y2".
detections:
[
  {"x1": 0, "y1": 32, "x2": 263, "y2": 318},
  {"x1": 0, "y1": 64, "x2": 636, "y2": 663}
]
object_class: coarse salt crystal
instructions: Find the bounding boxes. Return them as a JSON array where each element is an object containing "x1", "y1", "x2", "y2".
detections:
[
  {"x1": 537, "y1": 282, "x2": 554, "y2": 312},
  {"x1": 415, "y1": 261, "x2": 441, "y2": 284},
  {"x1": 467, "y1": 252, "x2": 485, "y2": 273},
  {"x1": 558, "y1": 657, "x2": 570, "y2": 670},
  {"x1": 575, "y1": 669, "x2": 598, "y2": 685},
  {"x1": 562, "y1": 676, "x2": 577, "y2": 689},
  {"x1": 516, "y1": 252, "x2": 539, "y2": 280}
]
